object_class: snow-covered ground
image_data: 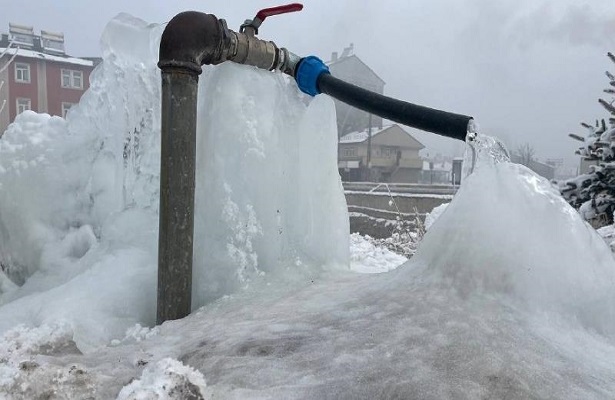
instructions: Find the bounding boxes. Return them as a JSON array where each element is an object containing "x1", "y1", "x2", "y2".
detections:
[
  {"x1": 349, "y1": 233, "x2": 408, "y2": 273},
  {"x1": 1, "y1": 14, "x2": 615, "y2": 399}
]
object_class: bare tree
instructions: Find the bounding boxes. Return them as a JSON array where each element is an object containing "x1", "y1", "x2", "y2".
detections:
[{"x1": 515, "y1": 142, "x2": 536, "y2": 167}]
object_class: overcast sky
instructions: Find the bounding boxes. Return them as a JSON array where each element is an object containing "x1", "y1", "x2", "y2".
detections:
[{"x1": 1, "y1": 0, "x2": 614, "y2": 166}]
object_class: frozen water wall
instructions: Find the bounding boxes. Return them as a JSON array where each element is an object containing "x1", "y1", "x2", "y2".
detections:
[
  {"x1": 194, "y1": 63, "x2": 349, "y2": 304},
  {"x1": 0, "y1": 14, "x2": 348, "y2": 349}
]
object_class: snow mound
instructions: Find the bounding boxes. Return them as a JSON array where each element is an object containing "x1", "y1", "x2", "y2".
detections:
[
  {"x1": 0, "y1": 323, "x2": 96, "y2": 399},
  {"x1": 117, "y1": 358, "x2": 207, "y2": 400}
]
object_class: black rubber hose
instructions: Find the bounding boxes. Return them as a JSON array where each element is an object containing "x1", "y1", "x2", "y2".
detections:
[{"x1": 317, "y1": 73, "x2": 472, "y2": 141}]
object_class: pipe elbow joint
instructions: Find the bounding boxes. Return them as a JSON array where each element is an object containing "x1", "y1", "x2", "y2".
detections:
[{"x1": 158, "y1": 11, "x2": 228, "y2": 75}]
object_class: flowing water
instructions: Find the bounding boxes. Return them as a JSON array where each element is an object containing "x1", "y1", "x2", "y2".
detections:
[{"x1": 463, "y1": 119, "x2": 511, "y2": 177}]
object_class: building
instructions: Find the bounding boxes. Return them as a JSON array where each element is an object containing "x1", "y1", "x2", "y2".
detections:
[
  {"x1": 338, "y1": 124, "x2": 424, "y2": 183},
  {"x1": 328, "y1": 45, "x2": 424, "y2": 183},
  {"x1": 327, "y1": 45, "x2": 385, "y2": 136},
  {"x1": 421, "y1": 160, "x2": 452, "y2": 185},
  {"x1": 0, "y1": 23, "x2": 95, "y2": 135}
]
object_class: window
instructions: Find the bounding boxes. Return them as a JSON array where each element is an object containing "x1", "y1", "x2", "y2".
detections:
[
  {"x1": 16, "y1": 98, "x2": 31, "y2": 115},
  {"x1": 342, "y1": 147, "x2": 357, "y2": 157},
  {"x1": 61, "y1": 69, "x2": 83, "y2": 89},
  {"x1": 380, "y1": 146, "x2": 396, "y2": 158},
  {"x1": 62, "y1": 102, "x2": 75, "y2": 118},
  {"x1": 15, "y1": 63, "x2": 30, "y2": 83}
]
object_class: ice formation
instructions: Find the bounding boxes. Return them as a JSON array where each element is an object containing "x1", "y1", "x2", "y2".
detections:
[
  {"x1": 194, "y1": 61, "x2": 349, "y2": 305},
  {"x1": 0, "y1": 13, "x2": 615, "y2": 400},
  {"x1": 424, "y1": 202, "x2": 449, "y2": 230},
  {"x1": 0, "y1": 13, "x2": 348, "y2": 351},
  {"x1": 414, "y1": 135, "x2": 615, "y2": 335}
]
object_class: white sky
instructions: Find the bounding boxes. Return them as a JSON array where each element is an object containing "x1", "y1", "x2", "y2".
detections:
[{"x1": 1, "y1": 0, "x2": 614, "y2": 166}]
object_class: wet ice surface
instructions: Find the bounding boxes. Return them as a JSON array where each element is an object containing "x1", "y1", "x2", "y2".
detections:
[{"x1": 1, "y1": 14, "x2": 615, "y2": 399}]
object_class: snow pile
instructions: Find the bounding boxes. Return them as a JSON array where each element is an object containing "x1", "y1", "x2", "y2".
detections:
[
  {"x1": 349, "y1": 233, "x2": 407, "y2": 273},
  {"x1": 0, "y1": 323, "x2": 96, "y2": 399},
  {"x1": 116, "y1": 358, "x2": 207, "y2": 400},
  {"x1": 0, "y1": 14, "x2": 348, "y2": 351}
]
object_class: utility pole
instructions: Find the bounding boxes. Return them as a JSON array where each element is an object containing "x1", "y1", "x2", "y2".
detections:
[{"x1": 366, "y1": 113, "x2": 372, "y2": 181}]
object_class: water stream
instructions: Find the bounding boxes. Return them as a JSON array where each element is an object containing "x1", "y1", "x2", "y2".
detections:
[{"x1": 463, "y1": 120, "x2": 511, "y2": 177}]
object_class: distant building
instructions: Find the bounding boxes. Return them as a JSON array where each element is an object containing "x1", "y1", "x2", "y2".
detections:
[
  {"x1": 421, "y1": 160, "x2": 452, "y2": 185},
  {"x1": 0, "y1": 23, "x2": 95, "y2": 135},
  {"x1": 327, "y1": 45, "x2": 385, "y2": 136},
  {"x1": 418, "y1": 156, "x2": 466, "y2": 185},
  {"x1": 338, "y1": 124, "x2": 424, "y2": 183}
]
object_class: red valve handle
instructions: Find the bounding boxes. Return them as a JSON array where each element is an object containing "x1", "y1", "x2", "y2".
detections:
[{"x1": 256, "y1": 3, "x2": 303, "y2": 21}]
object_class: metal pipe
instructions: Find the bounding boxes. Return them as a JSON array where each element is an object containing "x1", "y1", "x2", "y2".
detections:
[
  {"x1": 156, "y1": 10, "x2": 300, "y2": 324},
  {"x1": 157, "y1": 71, "x2": 198, "y2": 324},
  {"x1": 157, "y1": 11, "x2": 228, "y2": 324}
]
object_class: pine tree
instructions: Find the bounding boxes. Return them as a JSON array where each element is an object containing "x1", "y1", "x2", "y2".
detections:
[{"x1": 559, "y1": 53, "x2": 615, "y2": 227}]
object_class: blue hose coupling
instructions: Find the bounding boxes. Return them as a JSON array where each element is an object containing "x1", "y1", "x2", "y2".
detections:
[{"x1": 295, "y1": 56, "x2": 330, "y2": 96}]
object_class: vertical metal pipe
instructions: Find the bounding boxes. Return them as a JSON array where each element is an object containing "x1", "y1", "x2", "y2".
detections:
[
  {"x1": 157, "y1": 70, "x2": 198, "y2": 324},
  {"x1": 154, "y1": 10, "x2": 291, "y2": 325}
]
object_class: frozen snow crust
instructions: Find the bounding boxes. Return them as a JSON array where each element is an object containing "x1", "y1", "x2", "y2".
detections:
[{"x1": 0, "y1": 13, "x2": 615, "y2": 399}]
